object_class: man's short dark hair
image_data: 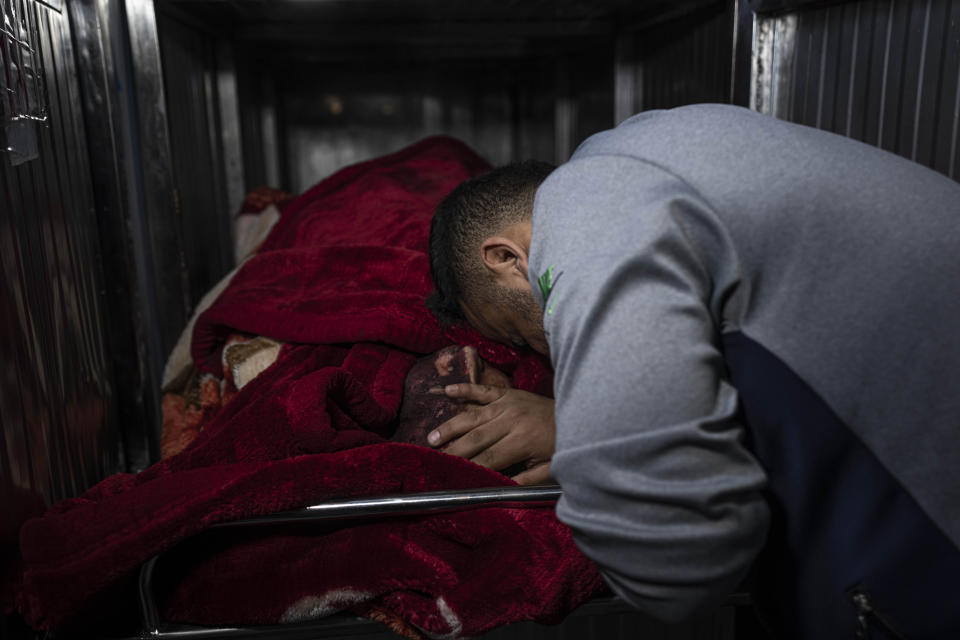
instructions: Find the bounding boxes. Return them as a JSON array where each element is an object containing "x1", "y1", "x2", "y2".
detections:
[{"x1": 428, "y1": 160, "x2": 555, "y2": 326}]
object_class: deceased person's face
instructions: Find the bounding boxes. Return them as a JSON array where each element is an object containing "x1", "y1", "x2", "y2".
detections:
[{"x1": 391, "y1": 345, "x2": 509, "y2": 446}]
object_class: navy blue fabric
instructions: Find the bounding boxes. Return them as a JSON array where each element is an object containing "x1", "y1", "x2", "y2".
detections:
[{"x1": 722, "y1": 331, "x2": 960, "y2": 639}]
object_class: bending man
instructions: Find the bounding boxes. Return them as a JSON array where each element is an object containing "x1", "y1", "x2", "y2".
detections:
[{"x1": 426, "y1": 104, "x2": 960, "y2": 638}]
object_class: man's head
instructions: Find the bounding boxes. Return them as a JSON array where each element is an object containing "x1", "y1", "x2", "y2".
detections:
[{"x1": 428, "y1": 161, "x2": 554, "y2": 354}]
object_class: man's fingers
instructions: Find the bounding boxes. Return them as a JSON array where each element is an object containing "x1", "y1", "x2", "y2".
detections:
[
  {"x1": 427, "y1": 408, "x2": 486, "y2": 446},
  {"x1": 443, "y1": 424, "x2": 508, "y2": 460},
  {"x1": 469, "y1": 436, "x2": 526, "y2": 472},
  {"x1": 426, "y1": 387, "x2": 556, "y2": 480},
  {"x1": 425, "y1": 384, "x2": 508, "y2": 447},
  {"x1": 511, "y1": 462, "x2": 553, "y2": 486},
  {"x1": 439, "y1": 383, "x2": 508, "y2": 404}
]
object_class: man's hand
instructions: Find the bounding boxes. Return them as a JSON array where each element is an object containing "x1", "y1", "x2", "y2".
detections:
[{"x1": 427, "y1": 384, "x2": 555, "y2": 485}]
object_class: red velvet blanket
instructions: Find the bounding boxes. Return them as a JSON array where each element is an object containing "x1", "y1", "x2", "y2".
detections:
[{"x1": 15, "y1": 137, "x2": 603, "y2": 637}]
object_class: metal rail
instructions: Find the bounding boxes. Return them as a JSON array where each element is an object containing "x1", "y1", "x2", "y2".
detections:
[
  {"x1": 137, "y1": 485, "x2": 563, "y2": 639},
  {"x1": 208, "y1": 484, "x2": 563, "y2": 528}
]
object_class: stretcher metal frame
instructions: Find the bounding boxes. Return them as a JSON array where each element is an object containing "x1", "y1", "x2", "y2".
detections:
[
  {"x1": 134, "y1": 485, "x2": 752, "y2": 639},
  {"x1": 135, "y1": 485, "x2": 570, "y2": 639}
]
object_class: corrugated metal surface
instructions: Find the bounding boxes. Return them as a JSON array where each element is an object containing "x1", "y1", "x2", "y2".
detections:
[
  {"x1": 615, "y1": 1, "x2": 735, "y2": 121},
  {"x1": 121, "y1": 0, "x2": 191, "y2": 363},
  {"x1": 1, "y1": 0, "x2": 118, "y2": 511},
  {"x1": 158, "y1": 0, "x2": 635, "y2": 189},
  {"x1": 640, "y1": 2, "x2": 736, "y2": 109},
  {"x1": 158, "y1": 12, "x2": 235, "y2": 306},
  {"x1": 758, "y1": 0, "x2": 960, "y2": 180},
  {"x1": 236, "y1": 54, "x2": 613, "y2": 194},
  {"x1": 67, "y1": 0, "x2": 162, "y2": 473}
]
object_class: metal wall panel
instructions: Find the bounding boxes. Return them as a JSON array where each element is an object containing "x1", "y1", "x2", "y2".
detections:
[
  {"x1": 67, "y1": 0, "x2": 160, "y2": 474},
  {"x1": 249, "y1": 54, "x2": 613, "y2": 194},
  {"x1": 63, "y1": 0, "x2": 187, "y2": 473},
  {"x1": 274, "y1": 64, "x2": 524, "y2": 192},
  {"x1": 235, "y1": 57, "x2": 283, "y2": 191},
  {"x1": 1, "y1": 0, "x2": 119, "y2": 517},
  {"x1": 753, "y1": 0, "x2": 960, "y2": 180},
  {"x1": 641, "y1": 2, "x2": 737, "y2": 110},
  {"x1": 120, "y1": 0, "x2": 191, "y2": 360},
  {"x1": 157, "y1": 12, "x2": 235, "y2": 307},
  {"x1": 615, "y1": 1, "x2": 736, "y2": 121}
]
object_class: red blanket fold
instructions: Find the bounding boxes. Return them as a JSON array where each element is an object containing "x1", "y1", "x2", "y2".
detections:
[
  {"x1": 15, "y1": 136, "x2": 601, "y2": 636},
  {"x1": 192, "y1": 137, "x2": 496, "y2": 374}
]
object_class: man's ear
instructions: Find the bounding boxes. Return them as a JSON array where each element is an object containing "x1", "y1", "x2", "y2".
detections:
[{"x1": 479, "y1": 236, "x2": 530, "y2": 284}]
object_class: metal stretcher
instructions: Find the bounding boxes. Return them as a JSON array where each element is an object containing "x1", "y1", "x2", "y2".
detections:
[{"x1": 131, "y1": 485, "x2": 750, "y2": 640}]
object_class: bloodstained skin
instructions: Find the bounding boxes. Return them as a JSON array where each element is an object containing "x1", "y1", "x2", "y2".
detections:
[{"x1": 392, "y1": 345, "x2": 510, "y2": 447}]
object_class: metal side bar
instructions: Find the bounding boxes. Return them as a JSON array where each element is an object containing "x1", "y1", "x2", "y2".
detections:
[
  {"x1": 209, "y1": 484, "x2": 563, "y2": 528},
  {"x1": 136, "y1": 485, "x2": 562, "y2": 639}
]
